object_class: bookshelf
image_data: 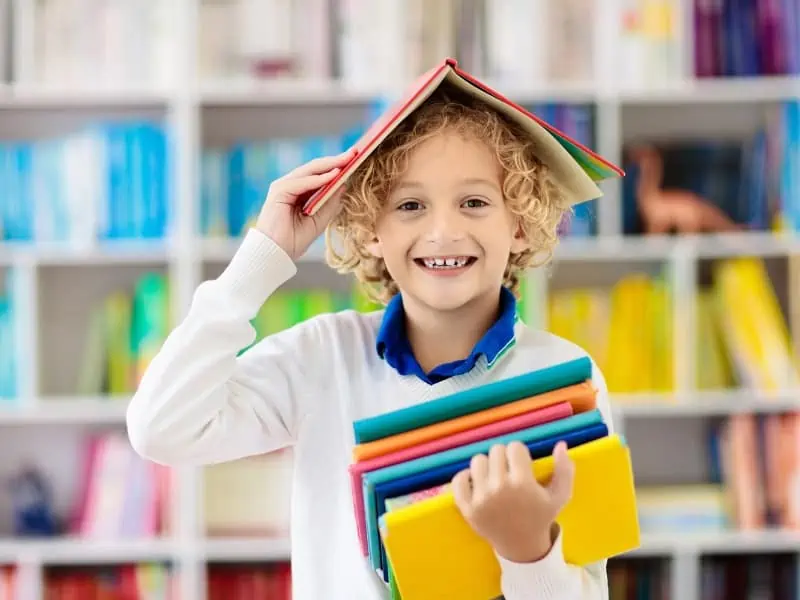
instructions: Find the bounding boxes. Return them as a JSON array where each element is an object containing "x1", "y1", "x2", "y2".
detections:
[{"x1": 0, "y1": 0, "x2": 798, "y2": 598}]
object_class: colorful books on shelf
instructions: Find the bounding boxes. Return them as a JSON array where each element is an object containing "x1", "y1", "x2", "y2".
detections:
[
  {"x1": 70, "y1": 431, "x2": 171, "y2": 539},
  {"x1": 348, "y1": 356, "x2": 640, "y2": 600},
  {"x1": 45, "y1": 564, "x2": 177, "y2": 599},
  {"x1": 0, "y1": 121, "x2": 170, "y2": 245}
]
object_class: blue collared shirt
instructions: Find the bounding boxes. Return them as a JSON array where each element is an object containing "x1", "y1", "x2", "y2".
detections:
[{"x1": 375, "y1": 287, "x2": 519, "y2": 384}]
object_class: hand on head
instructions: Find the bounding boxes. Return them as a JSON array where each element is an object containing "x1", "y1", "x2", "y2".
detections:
[{"x1": 256, "y1": 148, "x2": 357, "y2": 261}]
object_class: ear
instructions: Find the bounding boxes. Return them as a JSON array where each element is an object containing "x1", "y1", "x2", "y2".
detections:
[
  {"x1": 364, "y1": 234, "x2": 383, "y2": 258},
  {"x1": 509, "y1": 221, "x2": 529, "y2": 254}
]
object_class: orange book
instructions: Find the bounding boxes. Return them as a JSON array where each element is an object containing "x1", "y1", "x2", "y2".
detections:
[
  {"x1": 300, "y1": 57, "x2": 622, "y2": 216},
  {"x1": 352, "y1": 381, "x2": 597, "y2": 462}
]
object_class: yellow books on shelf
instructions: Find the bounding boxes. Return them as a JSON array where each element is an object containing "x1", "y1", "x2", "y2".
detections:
[{"x1": 381, "y1": 434, "x2": 640, "y2": 600}]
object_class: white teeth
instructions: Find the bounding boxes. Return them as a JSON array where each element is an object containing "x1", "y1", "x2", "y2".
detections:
[{"x1": 422, "y1": 257, "x2": 470, "y2": 269}]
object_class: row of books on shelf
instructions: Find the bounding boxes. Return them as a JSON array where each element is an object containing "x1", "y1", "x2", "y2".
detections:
[
  {"x1": 208, "y1": 564, "x2": 291, "y2": 600},
  {"x1": 0, "y1": 563, "x2": 291, "y2": 600},
  {"x1": 44, "y1": 564, "x2": 176, "y2": 600},
  {"x1": 6, "y1": 430, "x2": 171, "y2": 539},
  {"x1": 6, "y1": 427, "x2": 293, "y2": 542},
  {"x1": 608, "y1": 559, "x2": 668, "y2": 600},
  {"x1": 549, "y1": 256, "x2": 798, "y2": 394},
  {"x1": 75, "y1": 272, "x2": 171, "y2": 398},
  {"x1": 692, "y1": 0, "x2": 800, "y2": 78},
  {"x1": 0, "y1": 121, "x2": 170, "y2": 245},
  {"x1": 3, "y1": 557, "x2": 797, "y2": 600},
  {"x1": 9, "y1": 0, "x2": 596, "y2": 89},
  {"x1": 63, "y1": 257, "x2": 800, "y2": 399},
  {"x1": 608, "y1": 554, "x2": 799, "y2": 600},
  {"x1": 200, "y1": 102, "x2": 597, "y2": 239},
  {"x1": 72, "y1": 271, "x2": 381, "y2": 398},
  {"x1": 0, "y1": 255, "x2": 795, "y2": 399},
  {"x1": 9, "y1": 0, "x2": 799, "y2": 91},
  {"x1": 6, "y1": 411, "x2": 797, "y2": 547},
  {"x1": 4, "y1": 112, "x2": 799, "y2": 250},
  {"x1": 620, "y1": 101, "x2": 800, "y2": 236},
  {"x1": 700, "y1": 554, "x2": 798, "y2": 599},
  {"x1": 2, "y1": 102, "x2": 800, "y2": 247},
  {"x1": 636, "y1": 412, "x2": 800, "y2": 537}
]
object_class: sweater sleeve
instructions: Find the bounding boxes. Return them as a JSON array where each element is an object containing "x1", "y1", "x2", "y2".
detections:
[
  {"x1": 497, "y1": 357, "x2": 613, "y2": 599},
  {"x1": 498, "y1": 527, "x2": 609, "y2": 600},
  {"x1": 126, "y1": 228, "x2": 326, "y2": 466}
]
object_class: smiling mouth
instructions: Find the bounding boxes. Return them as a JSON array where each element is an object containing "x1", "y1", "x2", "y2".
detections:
[{"x1": 413, "y1": 256, "x2": 477, "y2": 270}]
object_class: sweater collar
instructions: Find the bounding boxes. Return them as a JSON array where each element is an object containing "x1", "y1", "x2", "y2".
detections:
[{"x1": 375, "y1": 287, "x2": 518, "y2": 384}]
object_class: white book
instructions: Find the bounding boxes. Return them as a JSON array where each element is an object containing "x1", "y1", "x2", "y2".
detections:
[
  {"x1": 236, "y1": 0, "x2": 294, "y2": 79},
  {"x1": 292, "y1": 0, "x2": 334, "y2": 80},
  {"x1": 484, "y1": 0, "x2": 546, "y2": 86},
  {"x1": 198, "y1": 0, "x2": 237, "y2": 81},
  {"x1": 338, "y1": 0, "x2": 412, "y2": 90},
  {"x1": 544, "y1": 0, "x2": 595, "y2": 82},
  {"x1": 204, "y1": 450, "x2": 294, "y2": 537}
]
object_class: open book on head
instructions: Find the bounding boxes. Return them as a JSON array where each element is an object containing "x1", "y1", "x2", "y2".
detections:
[{"x1": 300, "y1": 57, "x2": 623, "y2": 217}]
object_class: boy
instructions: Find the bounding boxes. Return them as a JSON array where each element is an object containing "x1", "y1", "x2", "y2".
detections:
[{"x1": 127, "y1": 90, "x2": 615, "y2": 599}]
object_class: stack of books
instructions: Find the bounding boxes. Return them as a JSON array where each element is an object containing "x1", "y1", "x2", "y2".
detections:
[{"x1": 348, "y1": 356, "x2": 641, "y2": 600}]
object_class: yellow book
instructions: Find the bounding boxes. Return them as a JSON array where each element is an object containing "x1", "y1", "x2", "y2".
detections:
[
  {"x1": 104, "y1": 291, "x2": 132, "y2": 395},
  {"x1": 382, "y1": 434, "x2": 640, "y2": 600}
]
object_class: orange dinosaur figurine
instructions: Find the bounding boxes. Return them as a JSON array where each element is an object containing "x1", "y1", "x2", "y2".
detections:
[{"x1": 628, "y1": 144, "x2": 745, "y2": 234}]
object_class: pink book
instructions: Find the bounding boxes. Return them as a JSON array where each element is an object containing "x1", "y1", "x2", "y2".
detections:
[{"x1": 348, "y1": 400, "x2": 573, "y2": 555}]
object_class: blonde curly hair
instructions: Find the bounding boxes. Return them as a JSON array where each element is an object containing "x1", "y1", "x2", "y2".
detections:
[{"x1": 325, "y1": 88, "x2": 572, "y2": 305}]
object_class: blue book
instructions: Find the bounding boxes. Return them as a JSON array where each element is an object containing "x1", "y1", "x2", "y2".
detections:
[{"x1": 353, "y1": 356, "x2": 593, "y2": 443}]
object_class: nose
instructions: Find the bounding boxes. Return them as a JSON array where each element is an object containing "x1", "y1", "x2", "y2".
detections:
[{"x1": 424, "y1": 204, "x2": 466, "y2": 243}]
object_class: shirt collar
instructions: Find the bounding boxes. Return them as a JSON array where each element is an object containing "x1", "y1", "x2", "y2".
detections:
[{"x1": 375, "y1": 287, "x2": 519, "y2": 384}]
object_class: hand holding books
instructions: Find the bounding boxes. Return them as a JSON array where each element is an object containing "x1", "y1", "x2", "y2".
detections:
[{"x1": 452, "y1": 440, "x2": 575, "y2": 564}]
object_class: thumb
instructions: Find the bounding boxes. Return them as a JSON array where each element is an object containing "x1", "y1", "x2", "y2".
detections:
[{"x1": 545, "y1": 441, "x2": 574, "y2": 509}]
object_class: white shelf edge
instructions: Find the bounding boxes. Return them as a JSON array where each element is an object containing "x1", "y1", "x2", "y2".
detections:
[
  {"x1": 1, "y1": 76, "x2": 796, "y2": 109},
  {"x1": 616, "y1": 75, "x2": 800, "y2": 104},
  {"x1": 2, "y1": 389, "x2": 798, "y2": 426},
  {"x1": 0, "y1": 84, "x2": 173, "y2": 108},
  {"x1": 202, "y1": 231, "x2": 800, "y2": 266},
  {"x1": 612, "y1": 389, "x2": 800, "y2": 418},
  {"x1": 199, "y1": 537, "x2": 291, "y2": 562},
  {"x1": 198, "y1": 77, "x2": 601, "y2": 106},
  {"x1": 1, "y1": 231, "x2": 796, "y2": 267},
  {"x1": 628, "y1": 530, "x2": 800, "y2": 557},
  {"x1": 0, "y1": 537, "x2": 176, "y2": 564},
  {"x1": 554, "y1": 231, "x2": 800, "y2": 261},
  {"x1": 0, "y1": 537, "x2": 291, "y2": 565},
  {"x1": 2, "y1": 531, "x2": 797, "y2": 566},
  {"x1": 0, "y1": 397, "x2": 130, "y2": 424},
  {"x1": 0, "y1": 241, "x2": 175, "y2": 267}
]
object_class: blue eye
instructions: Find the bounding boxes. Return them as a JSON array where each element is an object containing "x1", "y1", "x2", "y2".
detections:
[{"x1": 463, "y1": 197, "x2": 488, "y2": 208}]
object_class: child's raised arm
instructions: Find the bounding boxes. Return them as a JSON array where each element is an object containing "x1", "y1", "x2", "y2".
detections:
[{"x1": 126, "y1": 149, "x2": 356, "y2": 466}]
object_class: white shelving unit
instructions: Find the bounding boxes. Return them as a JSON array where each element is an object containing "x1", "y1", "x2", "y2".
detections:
[{"x1": 0, "y1": 0, "x2": 799, "y2": 598}]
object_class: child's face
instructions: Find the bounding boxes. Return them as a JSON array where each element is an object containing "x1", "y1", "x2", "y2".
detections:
[{"x1": 367, "y1": 131, "x2": 528, "y2": 313}]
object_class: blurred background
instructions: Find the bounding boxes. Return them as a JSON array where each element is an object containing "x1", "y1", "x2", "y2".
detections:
[{"x1": 0, "y1": 0, "x2": 798, "y2": 598}]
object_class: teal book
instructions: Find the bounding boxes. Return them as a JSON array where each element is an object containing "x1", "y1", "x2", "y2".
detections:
[{"x1": 352, "y1": 356, "x2": 593, "y2": 443}]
